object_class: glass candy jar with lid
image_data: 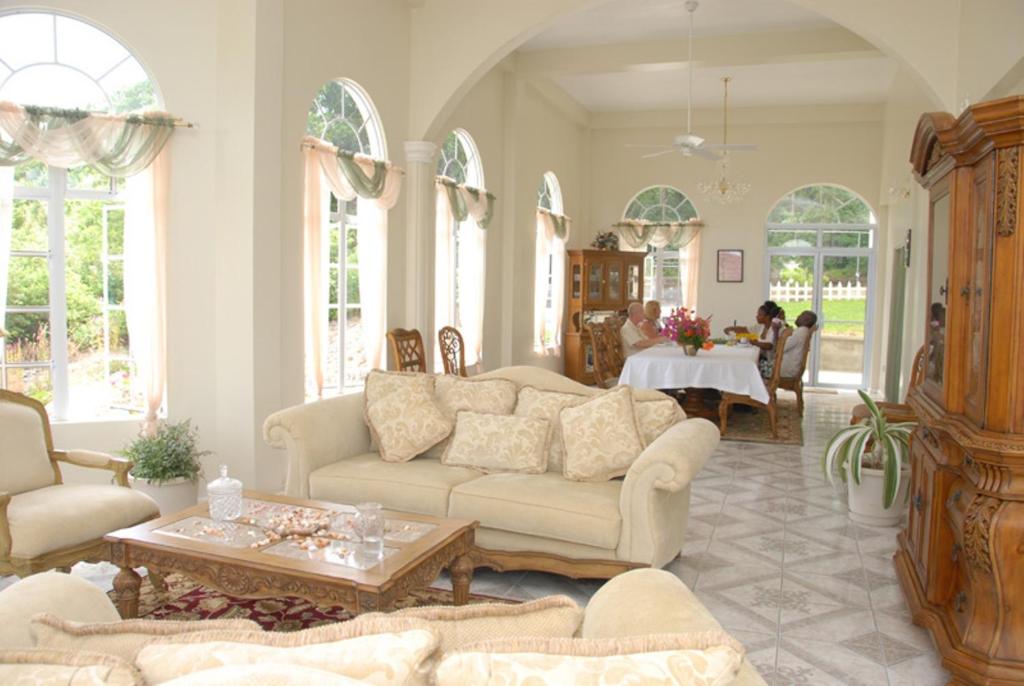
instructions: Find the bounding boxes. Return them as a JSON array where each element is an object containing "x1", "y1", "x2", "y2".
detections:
[{"x1": 207, "y1": 465, "x2": 243, "y2": 521}]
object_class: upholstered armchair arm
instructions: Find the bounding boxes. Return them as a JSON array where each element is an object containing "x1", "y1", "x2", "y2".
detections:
[
  {"x1": 617, "y1": 418, "x2": 719, "y2": 566},
  {"x1": 0, "y1": 492, "x2": 10, "y2": 559},
  {"x1": 263, "y1": 393, "x2": 372, "y2": 498},
  {"x1": 52, "y1": 450, "x2": 132, "y2": 487}
]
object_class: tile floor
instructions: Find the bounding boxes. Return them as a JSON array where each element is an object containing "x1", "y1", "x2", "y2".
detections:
[{"x1": 0, "y1": 391, "x2": 947, "y2": 684}]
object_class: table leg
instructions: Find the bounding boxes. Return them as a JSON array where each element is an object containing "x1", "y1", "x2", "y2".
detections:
[
  {"x1": 449, "y1": 554, "x2": 474, "y2": 606},
  {"x1": 112, "y1": 566, "x2": 141, "y2": 619}
]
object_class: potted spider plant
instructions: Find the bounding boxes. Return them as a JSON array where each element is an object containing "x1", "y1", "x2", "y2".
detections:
[
  {"x1": 123, "y1": 420, "x2": 208, "y2": 515},
  {"x1": 822, "y1": 390, "x2": 914, "y2": 526}
]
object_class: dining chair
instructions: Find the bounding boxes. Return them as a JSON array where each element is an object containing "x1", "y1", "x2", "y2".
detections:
[
  {"x1": 386, "y1": 328, "x2": 427, "y2": 373},
  {"x1": 719, "y1": 328, "x2": 792, "y2": 438},
  {"x1": 587, "y1": 322, "x2": 619, "y2": 389},
  {"x1": 438, "y1": 326, "x2": 467, "y2": 377},
  {"x1": 849, "y1": 345, "x2": 925, "y2": 425},
  {"x1": 604, "y1": 316, "x2": 627, "y2": 376},
  {"x1": 778, "y1": 325, "x2": 817, "y2": 416},
  {"x1": 0, "y1": 390, "x2": 160, "y2": 578}
]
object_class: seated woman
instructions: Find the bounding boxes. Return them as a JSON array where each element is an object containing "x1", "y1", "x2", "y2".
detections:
[
  {"x1": 641, "y1": 300, "x2": 663, "y2": 337},
  {"x1": 724, "y1": 301, "x2": 784, "y2": 377}
]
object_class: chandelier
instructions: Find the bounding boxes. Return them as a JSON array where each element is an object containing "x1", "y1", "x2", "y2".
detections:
[{"x1": 698, "y1": 77, "x2": 750, "y2": 205}]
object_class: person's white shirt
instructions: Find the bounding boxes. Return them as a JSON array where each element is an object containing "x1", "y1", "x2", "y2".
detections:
[
  {"x1": 780, "y1": 326, "x2": 810, "y2": 377},
  {"x1": 620, "y1": 318, "x2": 645, "y2": 356}
]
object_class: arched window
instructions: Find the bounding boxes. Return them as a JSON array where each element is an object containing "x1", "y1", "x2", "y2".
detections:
[
  {"x1": 435, "y1": 129, "x2": 485, "y2": 369},
  {"x1": 623, "y1": 186, "x2": 700, "y2": 311},
  {"x1": 0, "y1": 10, "x2": 158, "y2": 420},
  {"x1": 535, "y1": 172, "x2": 564, "y2": 353},
  {"x1": 305, "y1": 78, "x2": 386, "y2": 395},
  {"x1": 766, "y1": 184, "x2": 876, "y2": 387}
]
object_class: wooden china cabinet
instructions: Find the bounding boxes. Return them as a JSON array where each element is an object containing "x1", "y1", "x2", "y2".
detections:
[
  {"x1": 897, "y1": 95, "x2": 1024, "y2": 685},
  {"x1": 564, "y1": 249, "x2": 644, "y2": 384}
]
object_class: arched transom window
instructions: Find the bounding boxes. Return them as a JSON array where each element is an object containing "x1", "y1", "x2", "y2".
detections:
[
  {"x1": 537, "y1": 171, "x2": 563, "y2": 214},
  {"x1": 0, "y1": 11, "x2": 160, "y2": 420},
  {"x1": 437, "y1": 129, "x2": 483, "y2": 187},
  {"x1": 305, "y1": 78, "x2": 386, "y2": 395},
  {"x1": 623, "y1": 185, "x2": 699, "y2": 311}
]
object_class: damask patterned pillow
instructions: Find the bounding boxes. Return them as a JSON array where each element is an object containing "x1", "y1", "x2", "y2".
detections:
[
  {"x1": 0, "y1": 649, "x2": 142, "y2": 686},
  {"x1": 435, "y1": 632, "x2": 745, "y2": 686},
  {"x1": 560, "y1": 386, "x2": 644, "y2": 482},
  {"x1": 423, "y1": 376, "x2": 519, "y2": 458},
  {"x1": 442, "y1": 411, "x2": 550, "y2": 474},
  {"x1": 363, "y1": 370, "x2": 452, "y2": 463},
  {"x1": 634, "y1": 395, "x2": 686, "y2": 447},
  {"x1": 512, "y1": 386, "x2": 589, "y2": 473}
]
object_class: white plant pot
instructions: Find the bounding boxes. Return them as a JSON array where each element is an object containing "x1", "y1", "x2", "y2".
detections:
[
  {"x1": 845, "y1": 461, "x2": 911, "y2": 527},
  {"x1": 128, "y1": 475, "x2": 197, "y2": 516}
]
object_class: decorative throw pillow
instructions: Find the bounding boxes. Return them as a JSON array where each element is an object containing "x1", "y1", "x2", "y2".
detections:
[
  {"x1": 364, "y1": 370, "x2": 452, "y2": 463},
  {"x1": 442, "y1": 411, "x2": 550, "y2": 474},
  {"x1": 159, "y1": 664, "x2": 367, "y2": 686},
  {"x1": 560, "y1": 386, "x2": 645, "y2": 482},
  {"x1": 435, "y1": 633, "x2": 745, "y2": 686},
  {"x1": 30, "y1": 614, "x2": 260, "y2": 662},
  {"x1": 424, "y1": 376, "x2": 519, "y2": 458},
  {"x1": 634, "y1": 395, "x2": 686, "y2": 447},
  {"x1": 0, "y1": 649, "x2": 142, "y2": 686},
  {"x1": 135, "y1": 617, "x2": 440, "y2": 686},
  {"x1": 364, "y1": 596, "x2": 583, "y2": 654},
  {"x1": 512, "y1": 386, "x2": 589, "y2": 473}
]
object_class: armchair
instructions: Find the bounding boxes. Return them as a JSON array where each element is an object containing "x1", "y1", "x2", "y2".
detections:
[{"x1": 0, "y1": 390, "x2": 159, "y2": 577}]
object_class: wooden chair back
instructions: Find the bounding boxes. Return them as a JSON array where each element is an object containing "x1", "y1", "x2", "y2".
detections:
[
  {"x1": 791, "y1": 325, "x2": 816, "y2": 380},
  {"x1": 386, "y1": 328, "x2": 427, "y2": 373},
  {"x1": 438, "y1": 326, "x2": 467, "y2": 377},
  {"x1": 604, "y1": 316, "x2": 626, "y2": 375},
  {"x1": 587, "y1": 322, "x2": 616, "y2": 388},
  {"x1": 765, "y1": 328, "x2": 793, "y2": 395},
  {"x1": 907, "y1": 345, "x2": 926, "y2": 397}
]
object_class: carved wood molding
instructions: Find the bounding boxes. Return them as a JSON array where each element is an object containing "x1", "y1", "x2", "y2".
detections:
[
  {"x1": 995, "y1": 147, "x2": 1020, "y2": 237},
  {"x1": 468, "y1": 545, "x2": 644, "y2": 580},
  {"x1": 962, "y1": 496, "x2": 1000, "y2": 573}
]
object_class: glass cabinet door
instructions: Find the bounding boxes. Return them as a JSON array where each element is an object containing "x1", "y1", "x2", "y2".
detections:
[
  {"x1": 572, "y1": 264, "x2": 582, "y2": 299},
  {"x1": 627, "y1": 263, "x2": 641, "y2": 301},
  {"x1": 606, "y1": 261, "x2": 622, "y2": 303},
  {"x1": 924, "y1": 190, "x2": 951, "y2": 401},
  {"x1": 587, "y1": 263, "x2": 603, "y2": 301}
]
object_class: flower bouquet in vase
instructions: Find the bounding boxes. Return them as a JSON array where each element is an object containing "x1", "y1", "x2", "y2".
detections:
[{"x1": 663, "y1": 308, "x2": 712, "y2": 356}]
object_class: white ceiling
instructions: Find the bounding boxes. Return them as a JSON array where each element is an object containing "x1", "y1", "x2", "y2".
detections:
[
  {"x1": 552, "y1": 57, "x2": 898, "y2": 111},
  {"x1": 519, "y1": 0, "x2": 897, "y2": 111},
  {"x1": 521, "y1": 0, "x2": 836, "y2": 51}
]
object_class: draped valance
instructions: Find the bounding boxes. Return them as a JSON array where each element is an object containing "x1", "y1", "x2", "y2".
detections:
[
  {"x1": 615, "y1": 219, "x2": 704, "y2": 249},
  {"x1": 302, "y1": 135, "x2": 403, "y2": 210},
  {"x1": 0, "y1": 101, "x2": 179, "y2": 176},
  {"x1": 538, "y1": 207, "x2": 571, "y2": 241},
  {"x1": 436, "y1": 175, "x2": 495, "y2": 229}
]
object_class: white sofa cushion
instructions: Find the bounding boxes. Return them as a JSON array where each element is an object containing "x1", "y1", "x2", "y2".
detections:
[
  {"x1": 560, "y1": 386, "x2": 644, "y2": 482},
  {"x1": 0, "y1": 400, "x2": 57, "y2": 495},
  {"x1": 442, "y1": 412, "x2": 550, "y2": 474},
  {"x1": 7, "y1": 485, "x2": 159, "y2": 558},
  {"x1": 634, "y1": 397, "x2": 685, "y2": 447},
  {"x1": 512, "y1": 386, "x2": 587, "y2": 473},
  {"x1": 308, "y1": 453, "x2": 482, "y2": 517},
  {"x1": 448, "y1": 472, "x2": 621, "y2": 549},
  {"x1": 424, "y1": 376, "x2": 519, "y2": 458},
  {"x1": 363, "y1": 371, "x2": 452, "y2": 463}
]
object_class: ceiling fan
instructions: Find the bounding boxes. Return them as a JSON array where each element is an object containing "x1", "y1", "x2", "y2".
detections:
[{"x1": 626, "y1": 0, "x2": 758, "y2": 161}]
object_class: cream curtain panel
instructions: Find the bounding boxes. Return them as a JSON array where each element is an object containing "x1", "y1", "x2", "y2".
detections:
[
  {"x1": 533, "y1": 208, "x2": 571, "y2": 354},
  {"x1": 434, "y1": 176, "x2": 495, "y2": 369},
  {"x1": 301, "y1": 136, "x2": 403, "y2": 397},
  {"x1": 615, "y1": 219, "x2": 703, "y2": 250},
  {"x1": 0, "y1": 101, "x2": 175, "y2": 433},
  {"x1": 679, "y1": 232, "x2": 701, "y2": 310}
]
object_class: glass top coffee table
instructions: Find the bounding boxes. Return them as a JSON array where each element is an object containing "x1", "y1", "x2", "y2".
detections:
[{"x1": 105, "y1": 491, "x2": 477, "y2": 618}]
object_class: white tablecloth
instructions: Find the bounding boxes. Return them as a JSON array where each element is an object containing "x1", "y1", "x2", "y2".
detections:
[{"x1": 618, "y1": 343, "x2": 770, "y2": 404}]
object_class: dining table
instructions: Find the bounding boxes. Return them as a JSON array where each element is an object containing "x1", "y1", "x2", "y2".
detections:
[{"x1": 618, "y1": 342, "x2": 770, "y2": 405}]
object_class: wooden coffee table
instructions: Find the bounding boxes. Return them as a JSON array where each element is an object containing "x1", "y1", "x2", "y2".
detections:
[{"x1": 105, "y1": 491, "x2": 477, "y2": 619}]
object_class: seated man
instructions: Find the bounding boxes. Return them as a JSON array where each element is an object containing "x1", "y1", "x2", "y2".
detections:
[
  {"x1": 779, "y1": 310, "x2": 817, "y2": 378},
  {"x1": 621, "y1": 301, "x2": 663, "y2": 356}
]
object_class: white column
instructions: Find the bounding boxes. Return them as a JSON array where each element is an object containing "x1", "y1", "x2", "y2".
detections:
[{"x1": 403, "y1": 141, "x2": 438, "y2": 368}]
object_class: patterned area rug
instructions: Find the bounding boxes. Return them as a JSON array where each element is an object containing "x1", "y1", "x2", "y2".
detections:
[
  {"x1": 719, "y1": 396, "x2": 804, "y2": 446},
  {"x1": 110, "y1": 574, "x2": 514, "y2": 631}
]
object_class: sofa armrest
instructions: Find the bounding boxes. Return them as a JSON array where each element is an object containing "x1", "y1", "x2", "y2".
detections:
[
  {"x1": 624, "y1": 418, "x2": 719, "y2": 493},
  {"x1": 0, "y1": 492, "x2": 10, "y2": 559},
  {"x1": 262, "y1": 393, "x2": 372, "y2": 498},
  {"x1": 0, "y1": 572, "x2": 121, "y2": 649},
  {"x1": 52, "y1": 450, "x2": 132, "y2": 487}
]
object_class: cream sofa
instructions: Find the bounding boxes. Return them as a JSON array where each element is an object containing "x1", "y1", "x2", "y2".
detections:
[
  {"x1": 263, "y1": 366, "x2": 718, "y2": 577},
  {"x1": 0, "y1": 569, "x2": 768, "y2": 685}
]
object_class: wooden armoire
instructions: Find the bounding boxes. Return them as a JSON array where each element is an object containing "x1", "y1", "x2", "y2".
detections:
[
  {"x1": 897, "y1": 95, "x2": 1024, "y2": 685},
  {"x1": 564, "y1": 249, "x2": 645, "y2": 384}
]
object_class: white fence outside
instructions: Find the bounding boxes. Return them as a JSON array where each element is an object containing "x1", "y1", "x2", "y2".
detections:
[{"x1": 770, "y1": 279, "x2": 866, "y2": 301}]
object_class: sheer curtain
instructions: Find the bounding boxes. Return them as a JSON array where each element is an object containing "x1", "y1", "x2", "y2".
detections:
[
  {"x1": 533, "y1": 209, "x2": 570, "y2": 354},
  {"x1": 434, "y1": 184, "x2": 456, "y2": 368},
  {"x1": 302, "y1": 150, "x2": 327, "y2": 398},
  {"x1": 124, "y1": 148, "x2": 170, "y2": 434},
  {"x1": 0, "y1": 166, "x2": 12, "y2": 338},
  {"x1": 679, "y1": 232, "x2": 701, "y2": 311}
]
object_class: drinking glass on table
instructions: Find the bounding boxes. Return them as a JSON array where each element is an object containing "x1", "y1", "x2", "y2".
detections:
[{"x1": 355, "y1": 502, "x2": 384, "y2": 559}]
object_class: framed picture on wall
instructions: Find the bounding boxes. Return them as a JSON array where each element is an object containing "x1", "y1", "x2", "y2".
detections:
[{"x1": 717, "y1": 249, "x2": 744, "y2": 283}]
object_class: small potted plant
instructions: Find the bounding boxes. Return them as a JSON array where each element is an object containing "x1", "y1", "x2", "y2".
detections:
[
  {"x1": 123, "y1": 420, "x2": 208, "y2": 514},
  {"x1": 822, "y1": 390, "x2": 914, "y2": 526}
]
